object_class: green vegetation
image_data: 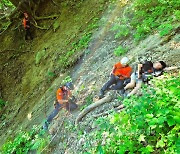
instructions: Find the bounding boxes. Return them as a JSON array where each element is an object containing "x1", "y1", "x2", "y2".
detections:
[
  {"x1": 0, "y1": 126, "x2": 49, "y2": 154},
  {"x1": 35, "y1": 49, "x2": 47, "y2": 65},
  {"x1": 80, "y1": 94, "x2": 93, "y2": 111},
  {"x1": 61, "y1": 76, "x2": 72, "y2": 85},
  {"x1": 112, "y1": 0, "x2": 179, "y2": 41},
  {"x1": 0, "y1": 99, "x2": 6, "y2": 110},
  {"x1": 111, "y1": 17, "x2": 130, "y2": 39},
  {"x1": 58, "y1": 18, "x2": 99, "y2": 68},
  {"x1": 87, "y1": 74, "x2": 180, "y2": 153},
  {"x1": 114, "y1": 45, "x2": 128, "y2": 56},
  {"x1": 0, "y1": 0, "x2": 14, "y2": 10}
]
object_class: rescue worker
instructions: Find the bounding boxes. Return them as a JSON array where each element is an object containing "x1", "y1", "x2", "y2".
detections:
[
  {"x1": 43, "y1": 82, "x2": 77, "y2": 130},
  {"x1": 99, "y1": 57, "x2": 132, "y2": 99},
  {"x1": 122, "y1": 60, "x2": 167, "y2": 97},
  {"x1": 23, "y1": 12, "x2": 33, "y2": 40}
]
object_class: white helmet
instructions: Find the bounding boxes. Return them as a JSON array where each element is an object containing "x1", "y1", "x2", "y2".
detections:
[{"x1": 121, "y1": 57, "x2": 129, "y2": 65}]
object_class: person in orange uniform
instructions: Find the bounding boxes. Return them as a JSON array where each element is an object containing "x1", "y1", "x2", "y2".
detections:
[
  {"x1": 43, "y1": 82, "x2": 75, "y2": 130},
  {"x1": 22, "y1": 12, "x2": 33, "y2": 40},
  {"x1": 99, "y1": 57, "x2": 132, "y2": 99}
]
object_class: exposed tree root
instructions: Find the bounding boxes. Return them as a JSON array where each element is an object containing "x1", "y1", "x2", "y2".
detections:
[
  {"x1": 31, "y1": 23, "x2": 49, "y2": 30},
  {"x1": 51, "y1": 0, "x2": 61, "y2": 7},
  {"x1": 75, "y1": 92, "x2": 114, "y2": 126},
  {"x1": 34, "y1": 14, "x2": 59, "y2": 20},
  {"x1": 93, "y1": 104, "x2": 124, "y2": 118}
]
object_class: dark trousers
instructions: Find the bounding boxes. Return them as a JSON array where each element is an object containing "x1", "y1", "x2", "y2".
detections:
[
  {"x1": 101, "y1": 74, "x2": 124, "y2": 92},
  {"x1": 25, "y1": 28, "x2": 32, "y2": 40},
  {"x1": 46, "y1": 99, "x2": 77, "y2": 123},
  {"x1": 47, "y1": 103, "x2": 62, "y2": 123}
]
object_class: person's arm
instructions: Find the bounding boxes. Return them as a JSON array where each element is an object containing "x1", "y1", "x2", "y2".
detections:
[
  {"x1": 137, "y1": 64, "x2": 143, "y2": 79},
  {"x1": 57, "y1": 99, "x2": 68, "y2": 104},
  {"x1": 111, "y1": 65, "x2": 116, "y2": 75}
]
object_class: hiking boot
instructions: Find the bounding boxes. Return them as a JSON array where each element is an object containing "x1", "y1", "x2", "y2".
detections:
[
  {"x1": 43, "y1": 121, "x2": 49, "y2": 131},
  {"x1": 99, "y1": 90, "x2": 105, "y2": 99},
  {"x1": 119, "y1": 88, "x2": 125, "y2": 95}
]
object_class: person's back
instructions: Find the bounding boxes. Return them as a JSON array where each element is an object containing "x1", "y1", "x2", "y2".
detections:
[{"x1": 99, "y1": 57, "x2": 132, "y2": 99}]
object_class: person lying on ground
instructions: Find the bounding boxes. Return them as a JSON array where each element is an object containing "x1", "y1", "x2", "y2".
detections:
[
  {"x1": 99, "y1": 57, "x2": 132, "y2": 99},
  {"x1": 43, "y1": 82, "x2": 77, "y2": 130},
  {"x1": 122, "y1": 60, "x2": 167, "y2": 97}
]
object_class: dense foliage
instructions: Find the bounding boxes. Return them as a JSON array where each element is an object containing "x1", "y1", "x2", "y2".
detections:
[
  {"x1": 0, "y1": 0, "x2": 14, "y2": 10},
  {"x1": 0, "y1": 126, "x2": 49, "y2": 154},
  {"x1": 89, "y1": 73, "x2": 180, "y2": 153},
  {"x1": 112, "y1": 0, "x2": 180, "y2": 41}
]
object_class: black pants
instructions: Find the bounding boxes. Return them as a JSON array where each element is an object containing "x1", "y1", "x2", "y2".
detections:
[
  {"x1": 25, "y1": 28, "x2": 33, "y2": 40},
  {"x1": 101, "y1": 74, "x2": 124, "y2": 92}
]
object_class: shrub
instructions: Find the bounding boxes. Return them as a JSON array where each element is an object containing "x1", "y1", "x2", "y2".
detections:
[
  {"x1": 89, "y1": 74, "x2": 180, "y2": 153},
  {"x1": 129, "y1": 0, "x2": 179, "y2": 41},
  {"x1": 114, "y1": 45, "x2": 128, "y2": 56},
  {"x1": 158, "y1": 23, "x2": 173, "y2": 37},
  {"x1": 0, "y1": 126, "x2": 49, "y2": 154}
]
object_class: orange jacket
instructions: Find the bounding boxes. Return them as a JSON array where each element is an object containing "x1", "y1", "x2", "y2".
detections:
[
  {"x1": 56, "y1": 88, "x2": 71, "y2": 104},
  {"x1": 112, "y1": 62, "x2": 132, "y2": 80},
  {"x1": 23, "y1": 18, "x2": 30, "y2": 29}
]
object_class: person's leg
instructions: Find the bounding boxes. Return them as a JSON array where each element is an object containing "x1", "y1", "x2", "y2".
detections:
[
  {"x1": 47, "y1": 103, "x2": 62, "y2": 123},
  {"x1": 124, "y1": 73, "x2": 136, "y2": 90},
  {"x1": 28, "y1": 28, "x2": 33, "y2": 40},
  {"x1": 124, "y1": 80, "x2": 136, "y2": 90},
  {"x1": 111, "y1": 79, "x2": 124, "y2": 90},
  {"x1": 25, "y1": 30, "x2": 28, "y2": 40},
  {"x1": 101, "y1": 74, "x2": 116, "y2": 91},
  {"x1": 99, "y1": 74, "x2": 116, "y2": 98},
  {"x1": 127, "y1": 81, "x2": 142, "y2": 96}
]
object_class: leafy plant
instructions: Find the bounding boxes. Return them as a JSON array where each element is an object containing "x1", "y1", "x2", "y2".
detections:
[
  {"x1": 0, "y1": 0, "x2": 14, "y2": 10},
  {"x1": 111, "y1": 24, "x2": 130, "y2": 39},
  {"x1": 158, "y1": 23, "x2": 173, "y2": 37},
  {"x1": 0, "y1": 126, "x2": 49, "y2": 154},
  {"x1": 80, "y1": 95, "x2": 93, "y2": 111},
  {"x1": 61, "y1": 76, "x2": 72, "y2": 85},
  {"x1": 0, "y1": 99, "x2": 6, "y2": 110},
  {"x1": 124, "y1": 0, "x2": 180, "y2": 41},
  {"x1": 114, "y1": 45, "x2": 128, "y2": 56},
  {"x1": 35, "y1": 49, "x2": 46, "y2": 65},
  {"x1": 88, "y1": 73, "x2": 180, "y2": 153}
]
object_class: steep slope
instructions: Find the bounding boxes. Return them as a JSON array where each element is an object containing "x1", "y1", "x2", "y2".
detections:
[
  {"x1": 0, "y1": 0, "x2": 179, "y2": 153},
  {"x1": 0, "y1": 0, "x2": 111, "y2": 147},
  {"x1": 40, "y1": 1, "x2": 179, "y2": 153}
]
